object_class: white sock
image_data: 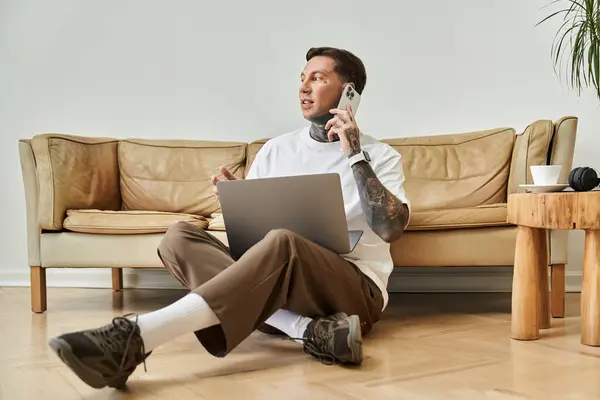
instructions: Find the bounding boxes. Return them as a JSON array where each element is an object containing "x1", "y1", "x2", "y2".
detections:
[
  {"x1": 265, "y1": 309, "x2": 313, "y2": 344},
  {"x1": 131, "y1": 293, "x2": 219, "y2": 351}
]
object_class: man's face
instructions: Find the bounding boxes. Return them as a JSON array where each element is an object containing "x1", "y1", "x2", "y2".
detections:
[{"x1": 299, "y1": 56, "x2": 346, "y2": 120}]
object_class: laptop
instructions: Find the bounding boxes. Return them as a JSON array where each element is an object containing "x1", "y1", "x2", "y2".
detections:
[{"x1": 216, "y1": 173, "x2": 363, "y2": 260}]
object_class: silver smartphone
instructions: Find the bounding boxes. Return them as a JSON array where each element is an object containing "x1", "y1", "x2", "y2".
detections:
[{"x1": 337, "y1": 84, "x2": 361, "y2": 114}]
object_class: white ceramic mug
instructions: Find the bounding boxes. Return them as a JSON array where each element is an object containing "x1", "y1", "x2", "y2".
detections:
[{"x1": 530, "y1": 165, "x2": 562, "y2": 185}]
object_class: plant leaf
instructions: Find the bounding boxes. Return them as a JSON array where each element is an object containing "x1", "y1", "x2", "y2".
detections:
[
  {"x1": 539, "y1": 0, "x2": 600, "y2": 100},
  {"x1": 536, "y1": 9, "x2": 570, "y2": 26}
]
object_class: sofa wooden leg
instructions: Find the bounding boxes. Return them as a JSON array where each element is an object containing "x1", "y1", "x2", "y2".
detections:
[
  {"x1": 551, "y1": 263, "x2": 566, "y2": 318},
  {"x1": 31, "y1": 266, "x2": 47, "y2": 313},
  {"x1": 112, "y1": 268, "x2": 123, "y2": 292}
]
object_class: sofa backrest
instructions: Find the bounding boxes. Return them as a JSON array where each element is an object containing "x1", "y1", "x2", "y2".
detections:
[
  {"x1": 29, "y1": 133, "x2": 122, "y2": 230},
  {"x1": 245, "y1": 118, "x2": 577, "y2": 211},
  {"x1": 23, "y1": 117, "x2": 577, "y2": 231},
  {"x1": 245, "y1": 128, "x2": 516, "y2": 212},
  {"x1": 244, "y1": 138, "x2": 270, "y2": 178},
  {"x1": 381, "y1": 128, "x2": 515, "y2": 211},
  {"x1": 118, "y1": 138, "x2": 247, "y2": 218}
]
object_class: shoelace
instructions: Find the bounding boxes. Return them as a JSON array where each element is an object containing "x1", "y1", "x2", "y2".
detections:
[
  {"x1": 292, "y1": 329, "x2": 337, "y2": 365},
  {"x1": 90, "y1": 313, "x2": 148, "y2": 373},
  {"x1": 120, "y1": 314, "x2": 148, "y2": 373},
  {"x1": 303, "y1": 340, "x2": 337, "y2": 365}
]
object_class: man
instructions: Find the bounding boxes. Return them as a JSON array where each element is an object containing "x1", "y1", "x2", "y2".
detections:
[{"x1": 48, "y1": 46, "x2": 411, "y2": 390}]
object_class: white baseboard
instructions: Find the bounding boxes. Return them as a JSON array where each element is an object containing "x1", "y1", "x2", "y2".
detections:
[
  {"x1": 0, "y1": 266, "x2": 583, "y2": 293},
  {"x1": 0, "y1": 268, "x2": 183, "y2": 289}
]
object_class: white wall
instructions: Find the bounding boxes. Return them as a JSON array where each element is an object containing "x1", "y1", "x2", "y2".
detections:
[{"x1": 1, "y1": 0, "x2": 598, "y2": 290}]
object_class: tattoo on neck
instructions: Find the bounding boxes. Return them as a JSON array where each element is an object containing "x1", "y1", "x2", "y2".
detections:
[{"x1": 309, "y1": 123, "x2": 332, "y2": 143}]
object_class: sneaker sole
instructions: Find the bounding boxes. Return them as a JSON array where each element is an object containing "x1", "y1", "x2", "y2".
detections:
[
  {"x1": 49, "y1": 337, "x2": 126, "y2": 389},
  {"x1": 330, "y1": 312, "x2": 363, "y2": 365},
  {"x1": 345, "y1": 314, "x2": 363, "y2": 365}
]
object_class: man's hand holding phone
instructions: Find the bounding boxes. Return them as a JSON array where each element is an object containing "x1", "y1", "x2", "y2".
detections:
[
  {"x1": 323, "y1": 84, "x2": 362, "y2": 157},
  {"x1": 325, "y1": 103, "x2": 361, "y2": 156},
  {"x1": 211, "y1": 166, "x2": 237, "y2": 196}
]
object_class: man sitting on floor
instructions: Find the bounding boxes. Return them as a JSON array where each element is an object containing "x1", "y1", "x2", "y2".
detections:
[{"x1": 48, "y1": 46, "x2": 411, "y2": 390}]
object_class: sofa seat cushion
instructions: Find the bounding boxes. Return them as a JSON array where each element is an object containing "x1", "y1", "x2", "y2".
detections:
[
  {"x1": 39, "y1": 230, "x2": 230, "y2": 268},
  {"x1": 407, "y1": 203, "x2": 508, "y2": 230},
  {"x1": 63, "y1": 209, "x2": 208, "y2": 234},
  {"x1": 391, "y1": 226, "x2": 517, "y2": 267},
  {"x1": 206, "y1": 204, "x2": 507, "y2": 234},
  {"x1": 207, "y1": 213, "x2": 226, "y2": 231}
]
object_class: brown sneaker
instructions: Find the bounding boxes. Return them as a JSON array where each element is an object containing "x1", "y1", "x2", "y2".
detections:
[
  {"x1": 48, "y1": 314, "x2": 150, "y2": 390},
  {"x1": 302, "y1": 312, "x2": 363, "y2": 365}
]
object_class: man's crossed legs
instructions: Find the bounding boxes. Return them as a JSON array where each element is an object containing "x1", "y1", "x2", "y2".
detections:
[{"x1": 48, "y1": 222, "x2": 384, "y2": 389}]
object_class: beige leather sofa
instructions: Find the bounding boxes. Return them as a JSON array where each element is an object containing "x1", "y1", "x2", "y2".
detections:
[{"x1": 18, "y1": 116, "x2": 578, "y2": 315}]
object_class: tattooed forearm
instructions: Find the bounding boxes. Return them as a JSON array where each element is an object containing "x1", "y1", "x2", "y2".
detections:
[
  {"x1": 352, "y1": 160, "x2": 409, "y2": 243},
  {"x1": 345, "y1": 128, "x2": 361, "y2": 156},
  {"x1": 310, "y1": 106, "x2": 409, "y2": 241}
]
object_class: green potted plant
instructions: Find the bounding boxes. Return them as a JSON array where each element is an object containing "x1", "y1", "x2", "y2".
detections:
[{"x1": 537, "y1": 0, "x2": 600, "y2": 100}]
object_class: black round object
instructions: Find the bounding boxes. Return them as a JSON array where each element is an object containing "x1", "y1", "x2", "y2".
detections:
[{"x1": 568, "y1": 167, "x2": 599, "y2": 191}]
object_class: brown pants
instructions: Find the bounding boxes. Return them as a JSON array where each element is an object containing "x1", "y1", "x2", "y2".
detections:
[{"x1": 157, "y1": 221, "x2": 384, "y2": 357}]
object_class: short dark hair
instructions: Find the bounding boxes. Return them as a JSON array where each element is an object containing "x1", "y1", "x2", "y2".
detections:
[{"x1": 306, "y1": 47, "x2": 367, "y2": 95}]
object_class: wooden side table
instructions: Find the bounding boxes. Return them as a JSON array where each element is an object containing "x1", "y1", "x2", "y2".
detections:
[{"x1": 507, "y1": 192, "x2": 600, "y2": 346}]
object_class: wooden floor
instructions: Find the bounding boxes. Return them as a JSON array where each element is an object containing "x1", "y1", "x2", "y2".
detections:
[{"x1": 1, "y1": 288, "x2": 600, "y2": 400}]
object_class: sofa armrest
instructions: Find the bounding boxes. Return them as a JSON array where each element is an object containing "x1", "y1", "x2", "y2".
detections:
[
  {"x1": 549, "y1": 116, "x2": 578, "y2": 183},
  {"x1": 30, "y1": 134, "x2": 122, "y2": 230},
  {"x1": 548, "y1": 116, "x2": 578, "y2": 266},
  {"x1": 507, "y1": 117, "x2": 577, "y2": 267},
  {"x1": 507, "y1": 119, "x2": 554, "y2": 195},
  {"x1": 19, "y1": 140, "x2": 41, "y2": 267}
]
